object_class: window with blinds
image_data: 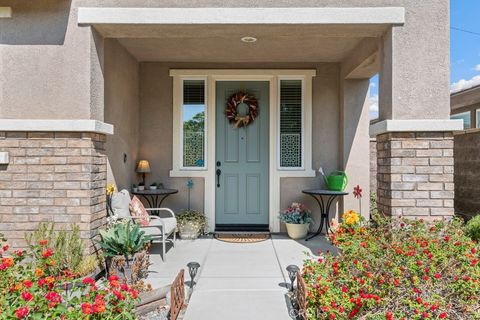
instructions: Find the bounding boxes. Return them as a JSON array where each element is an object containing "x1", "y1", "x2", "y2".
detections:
[
  {"x1": 279, "y1": 80, "x2": 303, "y2": 168},
  {"x1": 182, "y1": 80, "x2": 205, "y2": 168}
]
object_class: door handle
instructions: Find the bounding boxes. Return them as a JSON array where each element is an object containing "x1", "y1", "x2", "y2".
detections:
[{"x1": 216, "y1": 169, "x2": 221, "y2": 188}]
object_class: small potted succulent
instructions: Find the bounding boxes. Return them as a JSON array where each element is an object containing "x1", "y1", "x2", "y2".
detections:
[
  {"x1": 279, "y1": 202, "x2": 312, "y2": 239},
  {"x1": 177, "y1": 210, "x2": 208, "y2": 240},
  {"x1": 149, "y1": 182, "x2": 157, "y2": 190},
  {"x1": 138, "y1": 182, "x2": 145, "y2": 191}
]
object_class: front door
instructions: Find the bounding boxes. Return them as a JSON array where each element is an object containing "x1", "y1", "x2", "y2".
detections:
[{"x1": 215, "y1": 81, "x2": 269, "y2": 228}]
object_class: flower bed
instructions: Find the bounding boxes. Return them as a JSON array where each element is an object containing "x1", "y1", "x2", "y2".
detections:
[
  {"x1": 0, "y1": 237, "x2": 139, "y2": 319},
  {"x1": 303, "y1": 213, "x2": 480, "y2": 319}
]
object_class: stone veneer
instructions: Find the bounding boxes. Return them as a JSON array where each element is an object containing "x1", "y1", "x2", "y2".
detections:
[
  {"x1": 0, "y1": 132, "x2": 106, "y2": 252},
  {"x1": 376, "y1": 132, "x2": 454, "y2": 219}
]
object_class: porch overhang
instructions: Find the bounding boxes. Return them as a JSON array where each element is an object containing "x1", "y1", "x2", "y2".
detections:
[{"x1": 78, "y1": 7, "x2": 405, "y2": 26}]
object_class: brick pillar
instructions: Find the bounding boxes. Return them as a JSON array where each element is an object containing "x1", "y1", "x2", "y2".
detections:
[
  {"x1": 0, "y1": 132, "x2": 107, "y2": 252},
  {"x1": 376, "y1": 132, "x2": 454, "y2": 219}
]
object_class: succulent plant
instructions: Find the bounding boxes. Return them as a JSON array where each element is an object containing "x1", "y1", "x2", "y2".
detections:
[{"x1": 97, "y1": 221, "x2": 152, "y2": 258}]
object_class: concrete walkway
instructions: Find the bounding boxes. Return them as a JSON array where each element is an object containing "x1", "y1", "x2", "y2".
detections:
[{"x1": 146, "y1": 234, "x2": 336, "y2": 320}]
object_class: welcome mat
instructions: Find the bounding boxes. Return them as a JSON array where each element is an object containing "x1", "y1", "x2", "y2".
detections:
[{"x1": 214, "y1": 232, "x2": 270, "y2": 243}]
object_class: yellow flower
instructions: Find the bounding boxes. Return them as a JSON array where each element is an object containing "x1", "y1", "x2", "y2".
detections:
[
  {"x1": 343, "y1": 210, "x2": 360, "y2": 226},
  {"x1": 106, "y1": 184, "x2": 116, "y2": 196}
]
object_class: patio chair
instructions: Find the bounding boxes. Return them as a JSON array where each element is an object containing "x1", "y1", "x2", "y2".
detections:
[{"x1": 110, "y1": 189, "x2": 177, "y2": 261}]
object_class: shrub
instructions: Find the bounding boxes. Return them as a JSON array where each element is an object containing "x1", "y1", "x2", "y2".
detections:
[
  {"x1": 0, "y1": 238, "x2": 138, "y2": 319},
  {"x1": 25, "y1": 223, "x2": 84, "y2": 277},
  {"x1": 465, "y1": 215, "x2": 480, "y2": 242},
  {"x1": 177, "y1": 210, "x2": 208, "y2": 234},
  {"x1": 302, "y1": 214, "x2": 480, "y2": 319}
]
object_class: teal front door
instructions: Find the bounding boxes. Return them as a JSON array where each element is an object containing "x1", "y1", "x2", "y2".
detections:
[{"x1": 215, "y1": 81, "x2": 269, "y2": 227}]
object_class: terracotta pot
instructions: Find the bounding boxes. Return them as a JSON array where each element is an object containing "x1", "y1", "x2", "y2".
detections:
[{"x1": 285, "y1": 223, "x2": 310, "y2": 239}]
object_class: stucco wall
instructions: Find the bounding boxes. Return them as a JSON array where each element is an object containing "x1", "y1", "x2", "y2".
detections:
[
  {"x1": 1, "y1": 0, "x2": 448, "y2": 122},
  {"x1": 104, "y1": 39, "x2": 139, "y2": 191},
  {"x1": 0, "y1": 0, "x2": 103, "y2": 120}
]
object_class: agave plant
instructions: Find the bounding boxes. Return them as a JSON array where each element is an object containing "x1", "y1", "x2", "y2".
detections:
[{"x1": 98, "y1": 221, "x2": 152, "y2": 258}]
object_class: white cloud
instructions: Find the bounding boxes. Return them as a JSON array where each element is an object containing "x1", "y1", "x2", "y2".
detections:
[
  {"x1": 475, "y1": 64, "x2": 480, "y2": 72},
  {"x1": 450, "y1": 75, "x2": 480, "y2": 93},
  {"x1": 369, "y1": 82, "x2": 376, "y2": 88},
  {"x1": 368, "y1": 94, "x2": 379, "y2": 119}
]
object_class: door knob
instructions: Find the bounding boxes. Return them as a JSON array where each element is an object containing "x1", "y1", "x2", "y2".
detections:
[{"x1": 216, "y1": 169, "x2": 221, "y2": 188}]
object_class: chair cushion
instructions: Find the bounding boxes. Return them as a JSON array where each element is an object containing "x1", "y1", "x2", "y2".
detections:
[
  {"x1": 111, "y1": 189, "x2": 132, "y2": 219},
  {"x1": 129, "y1": 196, "x2": 150, "y2": 226},
  {"x1": 144, "y1": 217, "x2": 177, "y2": 235}
]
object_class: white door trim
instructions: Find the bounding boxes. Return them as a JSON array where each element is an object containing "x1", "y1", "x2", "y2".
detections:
[{"x1": 170, "y1": 69, "x2": 316, "y2": 232}]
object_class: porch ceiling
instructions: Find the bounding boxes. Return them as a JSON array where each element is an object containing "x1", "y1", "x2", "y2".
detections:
[{"x1": 98, "y1": 24, "x2": 386, "y2": 62}]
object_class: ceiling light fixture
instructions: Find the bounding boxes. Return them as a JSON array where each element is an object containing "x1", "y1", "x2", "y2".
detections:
[{"x1": 241, "y1": 36, "x2": 257, "y2": 43}]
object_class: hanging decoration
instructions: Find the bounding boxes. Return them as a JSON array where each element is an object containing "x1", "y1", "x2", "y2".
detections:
[{"x1": 225, "y1": 92, "x2": 258, "y2": 128}]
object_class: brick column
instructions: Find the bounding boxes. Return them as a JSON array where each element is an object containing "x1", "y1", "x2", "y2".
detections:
[
  {"x1": 376, "y1": 132, "x2": 454, "y2": 219},
  {"x1": 0, "y1": 132, "x2": 106, "y2": 252}
]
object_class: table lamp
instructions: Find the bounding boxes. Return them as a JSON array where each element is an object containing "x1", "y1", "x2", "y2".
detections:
[{"x1": 136, "y1": 160, "x2": 151, "y2": 186}]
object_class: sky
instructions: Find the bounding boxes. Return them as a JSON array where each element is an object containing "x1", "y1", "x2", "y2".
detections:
[{"x1": 369, "y1": 0, "x2": 480, "y2": 119}]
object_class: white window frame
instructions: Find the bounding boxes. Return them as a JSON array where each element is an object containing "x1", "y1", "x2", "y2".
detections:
[
  {"x1": 277, "y1": 77, "x2": 306, "y2": 170},
  {"x1": 176, "y1": 77, "x2": 208, "y2": 171},
  {"x1": 451, "y1": 111, "x2": 471, "y2": 130}
]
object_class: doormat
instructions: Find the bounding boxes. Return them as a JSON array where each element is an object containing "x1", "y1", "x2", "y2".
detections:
[{"x1": 214, "y1": 233, "x2": 270, "y2": 243}]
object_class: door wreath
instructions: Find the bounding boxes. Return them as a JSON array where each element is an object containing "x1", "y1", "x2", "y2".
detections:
[{"x1": 225, "y1": 92, "x2": 258, "y2": 128}]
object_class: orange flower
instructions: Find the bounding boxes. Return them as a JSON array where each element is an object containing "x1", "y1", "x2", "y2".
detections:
[
  {"x1": 14, "y1": 283, "x2": 23, "y2": 291},
  {"x1": 45, "y1": 276, "x2": 55, "y2": 284},
  {"x1": 46, "y1": 259, "x2": 55, "y2": 266},
  {"x1": 35, "y1": 268, "x2": 44, "y2": 277},
  {"x1": 2, "y1": 257, "x2": 14, "y2": 267},
  {"x1": 39, "y1": 239, "x2": 48, "y2": 246}
]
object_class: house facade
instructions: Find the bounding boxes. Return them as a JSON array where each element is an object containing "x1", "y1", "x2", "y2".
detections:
[
  {"x1": 0, "y1": 1, "x2": 460, "y2": 248},
  {"x1": 451, "y1": 85, "x2": 480, "y2": 219}
]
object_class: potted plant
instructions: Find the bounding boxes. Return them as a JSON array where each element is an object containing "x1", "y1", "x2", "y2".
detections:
[
  {"x1": 149, "y1": 182, "x2": 157, "y2": 190},
  {"x1": 138, "y1": 182, "x2": 145, "y2": 191},
  {"x1": 279, "y1": 202, "x2": 312, "y2": 239},
  {"x1": 177, "y1": 210, "x2": 208, "y2": 240},
  {"x1": 97, "y1": 221, "x2": 152, "y2": 282}
]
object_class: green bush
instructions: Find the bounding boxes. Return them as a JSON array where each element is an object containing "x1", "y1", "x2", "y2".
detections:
[
  {"x1": 465, "y1": 215, "x2": 480, "y2": 242},
  {"x1": 25, "y1": 223, "x2": 84, "y2": 277},
  {"x1": 303, "y1": 214, "x2": 480, "y2": 319}
]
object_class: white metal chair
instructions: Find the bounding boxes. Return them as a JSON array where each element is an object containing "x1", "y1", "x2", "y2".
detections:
[{"x1": 110, "y1": 190, "x2": 177, "y2": 261}]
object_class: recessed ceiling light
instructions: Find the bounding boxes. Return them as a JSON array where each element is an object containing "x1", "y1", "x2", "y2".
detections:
[{"x1": 241, "y1": 36, "x2": 257, "y2": 43}]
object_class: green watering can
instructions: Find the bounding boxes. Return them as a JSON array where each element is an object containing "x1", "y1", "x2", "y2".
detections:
[{"x1": 322, "y1": 170, "x2": 348, "y2": 191}]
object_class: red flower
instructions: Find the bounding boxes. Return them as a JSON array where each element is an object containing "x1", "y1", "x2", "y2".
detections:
[
  {"x1": 23, "y1": 280, "x2": 32, "y2": 288},
  {"x1": 113, "y1": 290, "x2": 125, "y2": 300},
  {"x1": 82, "y1": 277, "x2": 96, "y2": 286},
  {"x1": 108, "y1": 275, "x2": 119, "y2": 282},
  {"x1": 14, "y1": 250, "x2": 23, "y2": 257},
  {"x1": 39, "y1": 239, "x2": 48, "y2": 246},
  {"x1": 341, "y1": 286, "x2": 349, "y2": 293},
  {"x1": 434, "y1": 273, "x2": 442, "y2": 279},
  {"x1": 2, "y1": 244, "x2": 9, "y2": 251},
  {"x1": 131, "y1": 289, "x2": 139, "y2": 299},
  {"x1": 386, "y1": 311, "x2": 393, "y2": 320},
  {"x1": 45, "y1": 291, "x2": 61, "y2": 307},
  {"x1": 444, "y1": 236, "x2": 450, "y2": 242},
  {"x1": 15, "y1": 307, "x2": 29, "y2": 319},
  {"x1": 41, "y1": 248, "x2": 53, "y2": 258},
  {"x1": 81, "y1": 303, "x2": 93, "y2": 315},
  {"x1": 471, "y1": 247, "x2": 477, "y2": 254},
  {"x1": 21, "y1": 291, "x2": 33, "y2": 302},
  {"x1": 439, "y1": 312, "x2": 447, "y2": 318}
]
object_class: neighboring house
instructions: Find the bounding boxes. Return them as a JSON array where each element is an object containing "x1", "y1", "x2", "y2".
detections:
[
  {"x1": 451, "y1": 85, "x2": 480, "y2": 219},
  {"x1": 0, "y1": 1, "x2": 460, "y2": 249}
]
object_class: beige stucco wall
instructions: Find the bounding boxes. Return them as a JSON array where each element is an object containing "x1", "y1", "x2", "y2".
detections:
[
  {"x1": 104, "y1": 39, "x2": 139, "y2": 191},
  {"x1": 0, "y1": 0, "x2": 449, "y2": 123}
]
